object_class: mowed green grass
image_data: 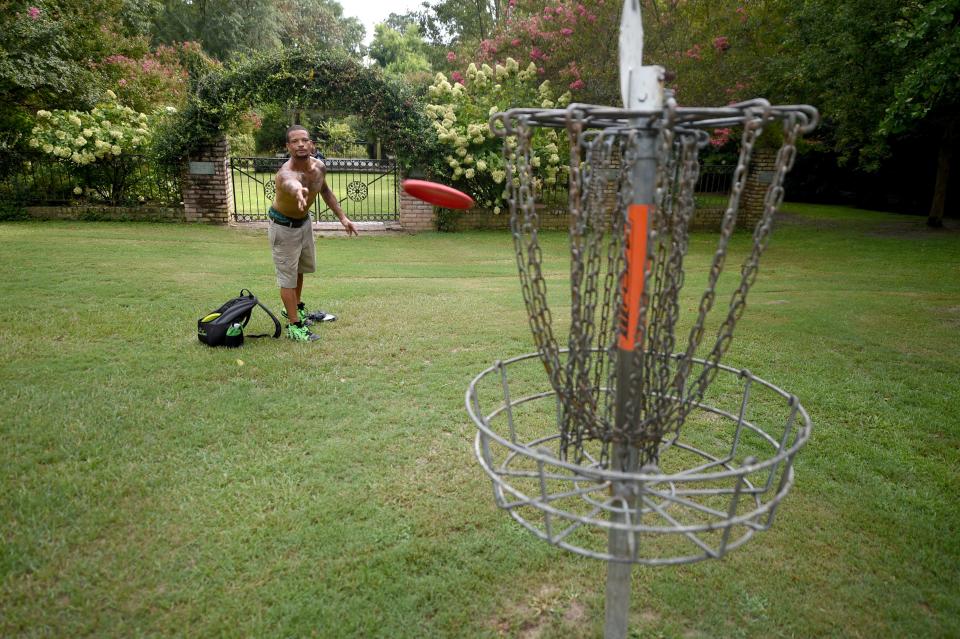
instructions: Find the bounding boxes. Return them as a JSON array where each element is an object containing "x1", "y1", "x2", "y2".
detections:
[{"x1": 1, "y1": 204, "x2": 958, "y2": 638}]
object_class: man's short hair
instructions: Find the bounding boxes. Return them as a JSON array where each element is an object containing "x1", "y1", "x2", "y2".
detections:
[{"x1": 286, "y1": 125, "x2": 309, "y2": 142}]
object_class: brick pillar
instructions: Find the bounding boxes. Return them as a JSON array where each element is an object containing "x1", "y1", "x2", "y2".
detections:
[
  {"x1": 182, "y1": 136, "x2": 233, "y2": 224},
  {"x1": 399, "y1": 190, "x2": 436, "y2": 232},
  {"x1": 739, "y1": 148, "x2": 777, "y2": 229}
]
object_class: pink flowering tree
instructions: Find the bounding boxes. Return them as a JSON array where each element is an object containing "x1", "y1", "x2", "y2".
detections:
[
  {"x1": 462, "y1": 1, "x2": 622, "y2": 104},
  {"x1": 94, "y1": 44, "x2": 195, "y2": 113},
  {"x1": 639, "y1": 0, "x2": 789, "y2": 108}
]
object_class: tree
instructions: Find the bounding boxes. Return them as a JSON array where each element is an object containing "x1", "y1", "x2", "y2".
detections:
[
  {"x1": 152, "y1": 0, "x2": 365, "y2": 61},
  {"x1": 274, "y1": 0, "x2": 365, "y2": 57},
  {"x1": 409, "y1": 0, "x2": 506, "y2": 49},
  {"x1": 152, "y1": 0, "x2": 281, "y2": 60},
  {"x1": 0, "y1": 0, "x2": 153, "y2": 173},
  {"x1": 369, "y1": 23, "x2": 434, "y2": 88},
  {"x1": 463, "y1": 0, "x2": 623, "y2": 104},
  {"x1": 878, "y1": 0, "x2": 960, "y2": 226},
  {"x1": 639, "y1": 0, "x2": 789, "y2": 107},
  {"x1": 767, "y1": 0, "x2": 959, "y2": 224}
]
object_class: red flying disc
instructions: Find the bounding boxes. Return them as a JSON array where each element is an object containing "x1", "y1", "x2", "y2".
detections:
[{"x1": 402, "y1": 179, "x2": 475, "y2": 210}]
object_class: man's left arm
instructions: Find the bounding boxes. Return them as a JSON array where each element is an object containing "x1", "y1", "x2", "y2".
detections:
[{"x1": 319, "y1": 181, "x2": 358, "y2": 237}]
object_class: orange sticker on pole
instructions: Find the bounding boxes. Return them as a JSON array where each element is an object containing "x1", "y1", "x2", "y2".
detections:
[{"x1": 619, "y1": 204, "x2": 652, "y2": 351}]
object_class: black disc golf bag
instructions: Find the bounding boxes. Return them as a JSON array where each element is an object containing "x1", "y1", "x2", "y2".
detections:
[{"x1": 198, "y1": 289, "x2": 281, "y2": 347}]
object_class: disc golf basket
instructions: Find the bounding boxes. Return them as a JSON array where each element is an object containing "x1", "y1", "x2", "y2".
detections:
[{"x1": 465, "y1": 4, "x2": 816, "y2": 637}]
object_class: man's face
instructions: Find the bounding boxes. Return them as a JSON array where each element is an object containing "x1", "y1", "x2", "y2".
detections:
[{"x1": 286, "y1": 130, "x2": 311, "y2": 157}]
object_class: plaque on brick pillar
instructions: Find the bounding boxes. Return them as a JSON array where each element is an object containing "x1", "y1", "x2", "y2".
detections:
[{"x1": 182, "y1": 136, "x2": 232, "y2": 224}]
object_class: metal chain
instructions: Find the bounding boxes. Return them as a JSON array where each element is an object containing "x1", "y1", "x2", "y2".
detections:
[
  {"x1": 499, "y1": 103, "x2": 810, "y2": 469},
  {"x1": 674, "y1": 114, "x2": 801, "y2": 428}
]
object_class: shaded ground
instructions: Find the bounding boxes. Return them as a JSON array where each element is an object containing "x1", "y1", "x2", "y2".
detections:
[{"x1": 777, "y1": 205, "x2": 959, "y2": 238}]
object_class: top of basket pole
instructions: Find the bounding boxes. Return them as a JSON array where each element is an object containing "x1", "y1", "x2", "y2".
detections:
[{"x1": 619, "y1": 0, "x2": 664, "y2": 111}]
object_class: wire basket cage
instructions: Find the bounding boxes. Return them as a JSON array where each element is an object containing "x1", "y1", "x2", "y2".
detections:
[{"x1": 468, "y1": 351, "x2": 811, "y2": 565}]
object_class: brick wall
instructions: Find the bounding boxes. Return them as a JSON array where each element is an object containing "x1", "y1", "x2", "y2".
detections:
[
  {"x1": 181, "y1": 137, "x2": 233, "y2": 224},
  {"x1": 740, "y1": 148, "x2": 777, "y2": 229},
  {"x1": 398, "y1": 191, "x2": 435, "y2": 231}
]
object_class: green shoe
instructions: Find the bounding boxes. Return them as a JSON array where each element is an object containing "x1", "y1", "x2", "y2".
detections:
[
  {"x1": 287, "y1": 323, "x2": 320, "y2": 342},
  {"x1": 281, "y1": 308, "x2": 313, "y2": 326}
]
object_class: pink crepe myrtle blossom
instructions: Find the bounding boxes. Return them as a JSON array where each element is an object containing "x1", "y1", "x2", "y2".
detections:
[
  {"x1": 447, "y1": 51, "x2": 457, "y2": 63},
  {"x1": 451, "y1": 71, "x2": 464, "y2": 84},
  {"x1": 560, "y1": 27, "x2": 573, "y2": 36},
  {"x1": 28, "y1": 6, "x2": 40, "y2": 18},
  {"x1": 685, "y1": 44, "x2": 702, "y2": 60},
  {"x1": 569, "y1": 79, "x2": 585, "y2": 90},
  {"x1": 710, "y1": 128, "x2": 732, "y2": 148},
  {"x1": 713, "y1": 36, "x2": 730, "y2": 52},
  {"x1": 736, "y1": 7, "x2": 748, "y2": 23}
]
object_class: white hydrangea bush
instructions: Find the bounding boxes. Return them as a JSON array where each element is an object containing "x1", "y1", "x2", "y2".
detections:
[
  {"x1": 27, "y1": 91, "x2": 178, "y2": 203},
  {"x1": 29, "y1": 91, "x2": 159, "y2": 166},
  {"x1": 426, "y1": 59, "x2": 570, "y2": 214}
]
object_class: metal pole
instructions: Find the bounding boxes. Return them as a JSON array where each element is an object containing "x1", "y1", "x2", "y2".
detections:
[{"x1": 605, "y1": 126, "x2": 658, "y2": 639}]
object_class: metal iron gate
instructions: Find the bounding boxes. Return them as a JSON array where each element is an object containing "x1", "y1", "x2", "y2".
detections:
[{"x1": 230, "y1": 157, "x2": 399, "y2": 221}]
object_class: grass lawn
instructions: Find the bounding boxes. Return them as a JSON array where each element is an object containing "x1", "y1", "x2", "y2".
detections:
[{"x1": 1, "y1": 204, "x2": 958, "y2": 637}]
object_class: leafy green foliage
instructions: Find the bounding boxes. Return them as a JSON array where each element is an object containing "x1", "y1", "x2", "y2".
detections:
[
  {"x1": 369, "y1": 23, "x2": 435, "y2": 89},
  {"x1": 879, "y1": 0, "x2": 960, "y2": 138},
  {"x1": 0, "y1": 0, "x2": 147, "y2": 111},
  {"x1": 151, "y1": 0, "x2": 365, "y2": 61},
  {"x1": 469, "y1": 0, "x2": 622, "y2": 104},
  {"x1": 157, "y1": 48, "x2": 437, "y2": 171},
  {"x1": 92, "y1": 43, "x2": 194, "y2": 113},
  {"x1": 274, "y1": 0, "x2": 365, "y2": 57},
  {"x1": 765, "y1": 0, "x2": 960, "y2": 170},
  {"x1": 416, "y1": 0, "x2": 505, "y2": 48},
  {"x1": 425, "y1": 59, "x2": 570, "y2": 212}
]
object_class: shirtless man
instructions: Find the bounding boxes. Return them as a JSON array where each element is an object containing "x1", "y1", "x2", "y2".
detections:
[{"x1": 269, "y1": 125, "x2": 358, "y2": 342}]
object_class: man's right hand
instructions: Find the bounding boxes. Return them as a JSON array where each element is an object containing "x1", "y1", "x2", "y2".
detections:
[{"x1": 296, "y1": 186, "x2": 309, "y2": 212}]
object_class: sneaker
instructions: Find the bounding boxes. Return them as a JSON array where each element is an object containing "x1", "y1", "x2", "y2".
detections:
[
  {"x1": 306, "y1": 309, "x2": 337, "y2": 323},
  {"x1": 287, "y1": 323, "x2": 320, "y2": 342},
  {"x1": 299, "y1": 302, "x2": 336, "y2": 323},
  {"x1": 281, "y1": 309, "x2": 313, "y2": 326}
]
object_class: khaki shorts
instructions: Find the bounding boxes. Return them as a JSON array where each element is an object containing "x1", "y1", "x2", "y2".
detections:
[{"x1": 268, "y1": 218, "x2": 316, "y2": 288}]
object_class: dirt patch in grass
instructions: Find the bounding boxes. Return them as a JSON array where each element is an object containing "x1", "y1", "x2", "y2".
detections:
[{"x1": 489, "y1": 583, "x2": 594, "y2": 638}]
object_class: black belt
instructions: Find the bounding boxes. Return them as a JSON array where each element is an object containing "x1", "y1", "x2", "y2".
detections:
[{"x1": 270, "y1": 215, "x2": 309, "y2": 228}]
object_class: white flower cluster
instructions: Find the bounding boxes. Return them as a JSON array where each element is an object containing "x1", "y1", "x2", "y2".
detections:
[
  {"x1": 426, "y1": 58, "x2": 573, "y2": 214},
  {"x1": 29, "y1": 91, "x2": 160, "y2": 166}
]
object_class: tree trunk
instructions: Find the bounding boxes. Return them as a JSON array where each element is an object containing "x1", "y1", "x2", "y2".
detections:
[{"x1": 928, "y1": 119, "x2": 957, "y2": 228}]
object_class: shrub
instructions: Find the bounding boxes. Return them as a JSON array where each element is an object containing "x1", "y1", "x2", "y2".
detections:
[
  {"x1": 27, "y1": 91, "x2": 179, "y2": 204},
  {"x1": 425, "y1": 58, "x2": 571, "y2": 214}
]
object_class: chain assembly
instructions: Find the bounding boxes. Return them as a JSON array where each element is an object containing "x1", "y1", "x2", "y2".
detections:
[{"x1": 493, "y1": 100, "x2": 817, "y2": 468}]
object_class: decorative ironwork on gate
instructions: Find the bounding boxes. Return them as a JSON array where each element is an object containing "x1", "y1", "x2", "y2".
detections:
[{"x1": 230, "y1": 157, "x2": 399, "y2": 222}]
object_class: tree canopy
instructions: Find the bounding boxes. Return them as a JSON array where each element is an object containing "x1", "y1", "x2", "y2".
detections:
[{"x1": 158, "y1": 48, "x2": 435, "y2": 170}]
